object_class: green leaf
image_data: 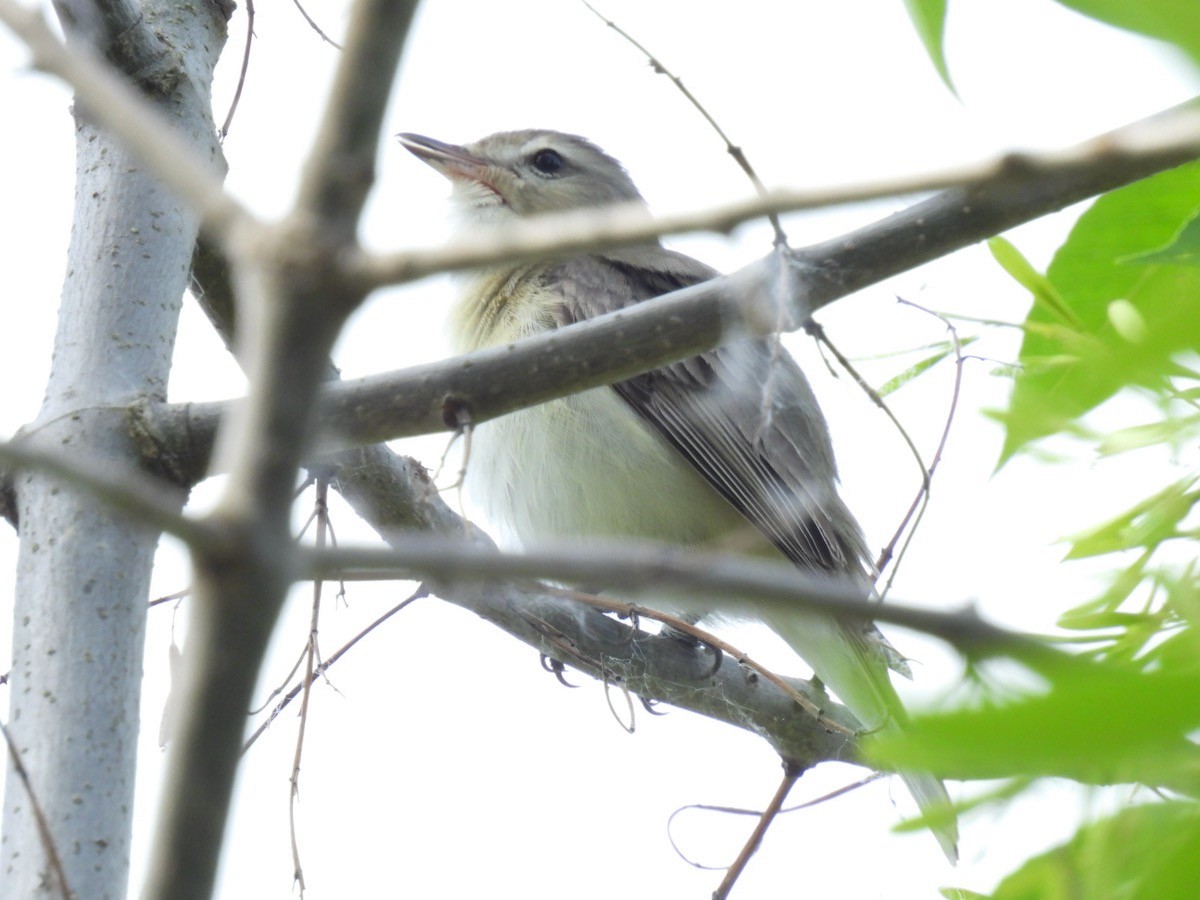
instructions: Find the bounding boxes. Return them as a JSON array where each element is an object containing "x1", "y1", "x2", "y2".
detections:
[
  {"x1": 995, "y1": 162, "x2": 1200, "y2": 460},
  {"x1": 902, "y1": 0, "x2": 956, "y2": 93},
  {"x1": 1124, "y1": 210, "x2": 1200, "y2": 266},
  {"x1": 987, "y1": 237, "x2": 1081, "y2": 328},
  {"x1": 1147, "y1": 618, "x2": 1200, "y2": 668},
  {"x1": 1063, "y1": 476, "x2": 1199, "y2": 559},
  {"x1": 1097, "y1": 417, "x2": 1200, "y2": 456},
  {"x1": 988, "y1": 802, "x2": 1200, "y2": 900},
  {"x1": 1057, "y1": 554, "x2": 1151, "y2": 627},
  {"x1": 876, "y1": 336, "x2": 978, "y2": 397},
  {"x1": 1053, "y1": 0, "x2": 1200, "y2": 70},
  {"x1": 867, "y1": 656, "x2": 1200, "y2": 789}
]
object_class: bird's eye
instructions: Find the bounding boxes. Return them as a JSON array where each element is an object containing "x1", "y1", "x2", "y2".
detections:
[{"x1": 530, "y1": 148, "x2": 564, "y2": 176}]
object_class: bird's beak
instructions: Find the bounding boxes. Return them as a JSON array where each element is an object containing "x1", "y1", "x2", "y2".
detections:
[{"x1": 398, "y1": 132, "x2": 496, "y2": 189}]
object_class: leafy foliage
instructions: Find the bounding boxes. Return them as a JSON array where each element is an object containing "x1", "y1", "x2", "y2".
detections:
[
  {"x1": 994, "y1": 161, "x2": 1200, "y2": 461},
  {"x1": 988, "y1": 803, "x2": 1200, "y2": 900},
  {"x1": 875, "y1": 7, "x2": 1200, "y2": 895},
  {"x1": 872, "y1": 183, "x2": 1200, "y2": 892},
  {"x1": 870, "y1": 655, "x2": 1200, "y2": 794}
]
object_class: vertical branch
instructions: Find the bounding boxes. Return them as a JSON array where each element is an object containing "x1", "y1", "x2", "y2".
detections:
[
  {"x1": 143, "y1": 2, "x2": 420, "y2": 898},
  {"x1": 0, "y1": 2, "x2": 229, "y2": 898},
  {"x1": 297, "y1": 0, "x2": 419, "y2": 235}
]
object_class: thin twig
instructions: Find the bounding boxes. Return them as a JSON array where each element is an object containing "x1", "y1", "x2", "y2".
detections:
[
  {"x1": 431, "y1": 427, "x2": 466, "y2": 492},
  {"x1": 288, "y1": 476, "x2": 334, "y2": 895},
  {"x1": 218, "y1": 0, "x2": 255, "y2": 139},
  {"x1": 878, "y1": 300, "x2": 968, "y2": 597},
  {"x1": 0, "y1": 719, "x2": 74, "y2": 900},
  {"x1": 936, "y1": 311, "x2": 1026, "y2": 329},
  {"x1": 667, "y1": 773, "x2": 885, "y2": 870},
  {"x1": 712, "y1": 759, "x2": 803, "y2": 899},
  {"x1": 290, "y1": 0, "x2": 344, "y2": 49},
  {"x1": 249, "y1": 644, "x2": 310, "y2": 717},
  {"x1": 149, "y1": 587, "x2": 192, "y2": 608},
  {"x1": 582, "y1": 0, "x2": 787, "y2": 245},
  {"x1": 802, "y1": 322, "x2": 932, "y2": 582},
  {"x1": 294, "y1": 472, "x2": 318, "y2": 500},
  {"x1": 293, "y1": 0, "x2": 414, "y2": 229},
  {"x1": 242, "y1": 586, "x2": 428, "y2": 753}
]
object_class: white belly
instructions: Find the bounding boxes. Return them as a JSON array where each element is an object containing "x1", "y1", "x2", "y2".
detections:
[
  {"x1": 467, "y1": 385, "x2": 746, "y2": 551},
  {"x1": 450, "y1": 267, "x2": 762, "y2": 591}
]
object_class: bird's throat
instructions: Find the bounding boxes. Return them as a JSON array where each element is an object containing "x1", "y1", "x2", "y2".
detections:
[{"x1": 451, "y1": 264, "x2": 557, "y2": 352}]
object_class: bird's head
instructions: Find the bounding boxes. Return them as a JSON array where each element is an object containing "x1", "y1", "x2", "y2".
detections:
[{"x1": 398, "y1": 129, "x2": 646, "y2": 229}]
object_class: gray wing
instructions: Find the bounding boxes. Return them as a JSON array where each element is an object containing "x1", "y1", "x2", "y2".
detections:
[{"x1": 544, "y1": 248, "x2": 873, "y2": 579}]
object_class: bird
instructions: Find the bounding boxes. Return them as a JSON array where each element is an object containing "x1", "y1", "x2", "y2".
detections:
[{"x1": 399, "y1": 128, "x2": 958, "y2": 861}]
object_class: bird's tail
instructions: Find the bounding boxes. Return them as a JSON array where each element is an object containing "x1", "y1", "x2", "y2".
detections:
[
  {"x1": 763, "y1": 608, "x2": 959, "y2": 863},
  {"x1": 898, "y1": 766, "x2": 959, "y2": 863}
]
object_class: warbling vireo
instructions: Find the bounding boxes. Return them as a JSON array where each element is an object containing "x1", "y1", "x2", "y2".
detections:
[{"x1": 400, "y1": 129, "x2": 958, "y2": 861}]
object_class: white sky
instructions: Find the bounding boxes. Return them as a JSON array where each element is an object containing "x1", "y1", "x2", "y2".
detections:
[{"x1": 1, "y1": 1, "x2": 1198, "y2": 897}]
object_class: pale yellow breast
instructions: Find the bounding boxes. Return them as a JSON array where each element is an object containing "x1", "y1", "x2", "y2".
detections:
[{"x1": 452, "y1": 268, "x2": 749, "y2": 552}]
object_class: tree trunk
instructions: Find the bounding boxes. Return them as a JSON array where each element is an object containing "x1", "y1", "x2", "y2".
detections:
[{"x1": 1, "y1": 3, "x2": 227, "y2": 896}]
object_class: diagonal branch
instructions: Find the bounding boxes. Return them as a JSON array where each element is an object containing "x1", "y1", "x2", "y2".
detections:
[
  {"x1": 348, "y1": 100, "x2": 1200, "y2": 290},
  {"x1": 0, "y1": 0, "x2": 250, "y2": 237},
  {"x1": 131, "y1": 103, "x2": 1200, "y2": 478},
  {"x1": 138, "y1": 2, "x2": 420, "y2": 899},
  {"x1": 295, "y1": 0, "x2": 419, "y2": 234},
  {"x1": 317, "y1": 445, "x2": 866, "y2": 766}
]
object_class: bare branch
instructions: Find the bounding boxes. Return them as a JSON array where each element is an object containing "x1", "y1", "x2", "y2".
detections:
[
  {"x1": 139, "y1": 100, "x2": 1200, "y2": 474},
  {"x1": 286, "y1": 476, "x2": 335, "y2": 894},
  {"x1": 295, "y1": 0, "x2": 419, "y2": 236},
  {"x1": 139, "y1": 2, "x2": 421, "y2": 899},
  {"x1": 2, "y1": 1, "x2": 228, "y2": 895},
  {"x1": 0, "y1": 0, "x2": 251, "y2": 237},
  {"x1": 668, "y1": 773, "x2": 886, "y2": 870},
  {"x1": 321, "y1": 445, "x2": 862, "y2": 765},
  {"x1": 299, "y1": 536, "x2": 1049, "y2": 661},
  {"x1": 350, "y1": 101, "x2": 1200, "y2": 290},
  {"x1": 713, "y1": 761, "x2": 803, "y2": 900},
  {"x1": 0, "y1": 440, "x2": 211, "y2": 549},
  {"x1": 431, "y1": 578, "x2": 863, "y2": 767}
]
